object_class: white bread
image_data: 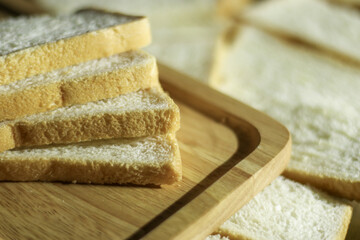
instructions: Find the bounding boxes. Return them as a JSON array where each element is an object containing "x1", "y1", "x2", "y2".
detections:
[
  {"x1": 243, "y1": 0, "x2": 360, "y2": 65},
  {"x1": 218, "y1": 26, "x2": 360, "y2": 200},
  {"x1": 214, "y1": 177, "x2": 352, "y2": 240},
  {"x1": 0, "y1": 135, "x2": 181, "y2": 185},
  {"x1": 0, "y1": 88, "x2": 180, "y2": 153},
  {"x1": 0, "y1": 10, "x2": 151, "y2": 86},
  {"x1": 0, "y1": 50, "x2": 158, "y2": 121},
  {"x1": 147, "y1": 26, "x2": 228, "y2": 84}
]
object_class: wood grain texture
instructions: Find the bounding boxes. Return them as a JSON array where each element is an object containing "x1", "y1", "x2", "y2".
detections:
[
  {"x1": 0, "y1": 65, "x2": 291, "y2": 239},
  {"x1": 141, "y1": 64, "x2": 292, "y2": 239}
]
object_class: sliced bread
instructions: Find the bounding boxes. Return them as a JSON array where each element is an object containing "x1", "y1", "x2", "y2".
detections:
[
  {"x1": 218, "y1": 26, "x2": 360, "y2": 200},
  {"x1": 0, "y1": 10, "x2": 151, "y2": 86},
  {"x1": 147, "y1": 26, "x2": 228, "y2": 84},
  {"x1": 213, "y1": 177, "x2": 352, "y2": 240},
  {"x1": 0, "y1": 50, "x2": 158, "y2": 121},
  {"x1": 0, "y1": 88, "x2": 180, "y2": 153},
  {"x1": 243, "y1": 0, "x2": 360, "y2": 65},
  {"x1": 0, "y1": 135, "x2": 181, "y2": 185}
]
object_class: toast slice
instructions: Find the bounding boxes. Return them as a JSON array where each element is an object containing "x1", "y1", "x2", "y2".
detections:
[
  {"x1": 213, "y1": 177, "x2": 352, "y2": 240},
  {"x1": 0, "y1": 135, "x2": 181, "y2": 185},
  {"x1": 0, "y1": 88, "x2": 180, "y2": 153},
  {"x1": 243, "y1": 0, "x2": 360, "y2": 65},
  {"x1": 218, "y1": 26, "x2": 360, "y2": 200},
  {"x1": 0, "y1": 50, "x2": 158, "y2": 121},
  {"x1": 0, "y1": 10, "x2": 151, "y2": 86}
]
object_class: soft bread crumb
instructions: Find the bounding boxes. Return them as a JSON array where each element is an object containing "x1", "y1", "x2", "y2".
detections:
[{"x1": 215, "y1": 177, "x2": 352, "y2": 240}]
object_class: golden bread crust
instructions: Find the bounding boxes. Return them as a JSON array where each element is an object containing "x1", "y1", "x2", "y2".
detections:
[
  {"x1": 0, "y1": 16, "x2": 151, "y2": 85},
  {"x1": 0, "y1": 52, "x2": 158, "y2": 121}
]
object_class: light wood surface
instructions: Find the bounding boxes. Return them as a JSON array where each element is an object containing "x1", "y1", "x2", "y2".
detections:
[{"x1": 0, "y1": 64, "x2": 291, "y2": 239}]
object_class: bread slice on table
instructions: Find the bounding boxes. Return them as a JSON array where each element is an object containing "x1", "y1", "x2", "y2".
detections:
[
  {"x1": 218, "y1": 26, "x2": 360, "y2": 200},
  {"x1": 147, "y1": 26, "x2": 228, "y2": 85},
  {"x1": 212, "y1": 177, "x2": 352, "y2": 240},
  {"x1": 0, "y1": 134, "x2": 181, "y2": 185},
  {"x1": 0, "y1": 10, "x2": 151, "y2": 86},
  {"x1": 0, "y1": 88, "x2": 180, "y2": 153},
  {"x1": 0, "y1": 50, "x2": 158, "y2": 121},
  {"x1": 242, "y1": 0, "x2": 360, "y2": 65}
]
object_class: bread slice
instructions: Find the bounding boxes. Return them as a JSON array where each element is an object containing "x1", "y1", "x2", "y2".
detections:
[
  {"x1": 147, "y1": 26, "x2": 228, "y2": 85},
  {"x1": 0, "y1": 10, "x2": 151, "y2": 86},
  {"x1": 243, "y1": 0, "x2": 360, "y2": 65},
  {"x1": 0, "y1": 134, "x2": 181, "y2": 185},
  {"x1": 213, "y1": 177, "x2": 352, "y2": 240},
  {"x1": 218, "y1": 26, "x2": 360, "y2": 200},
  {"x1": 0, "y1": 50, "x2": 158, "y2": 121},
  {"x1": 0, "y1": 88, "x2": 180, "y2": 153}
]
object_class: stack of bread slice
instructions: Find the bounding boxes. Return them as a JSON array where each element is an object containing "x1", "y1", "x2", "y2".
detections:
[{"x1": 0, "y1": 10, "x2": 181, "y2": 185}]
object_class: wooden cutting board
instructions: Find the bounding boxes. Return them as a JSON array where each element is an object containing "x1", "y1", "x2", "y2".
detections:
[{"x1": 0, "y1": 65, "x2": 291, "y2": 239}]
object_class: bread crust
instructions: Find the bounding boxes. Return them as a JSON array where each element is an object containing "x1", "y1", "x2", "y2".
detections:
[
  {"x1": 335, "y1": 205, "x2": 353, "y2": 240},
  {"x1": 0, "y1": 93, "x2": 180, "y2": 153},
  {"x1": 283, "y1": 168, "x2": 360, "y2": 200},
  {"x1": 165, "y1": 134, "x2": 182, "y2": 184},
  {"x1": 0, "y1": 51, "x2": 158, "y2": 121},
  {"x1": 215, "y1": 205, "x2": 353, "y2": 240},
  {"x1": 0, "y1": 135, "x2": 182, "y2": 185},
  {"x1": 0, "y1": 11, "x2": 151, "y2": 86},
  {"x1": 0, "y1": 125, "x2": 15, "y2": 153},
  {"x1": 209, "y1": 29, "x2": 231, "y2": 87}
]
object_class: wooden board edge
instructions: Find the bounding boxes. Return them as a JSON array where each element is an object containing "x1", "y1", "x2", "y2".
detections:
[{"x1": 127, "y1": 64, "x2": 292, "y2": 239}]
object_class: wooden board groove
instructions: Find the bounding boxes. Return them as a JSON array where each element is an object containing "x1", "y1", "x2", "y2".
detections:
[{"x1": 0, "y1": 64, "x2": 291, "y2": 240}]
